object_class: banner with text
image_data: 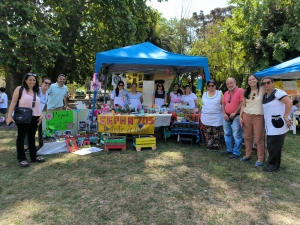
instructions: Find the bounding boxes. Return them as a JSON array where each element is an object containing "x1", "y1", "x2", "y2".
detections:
[
  {"x1": 45, "y1": 110, "x2": 74, "y2": 131},
  {"x1": 97, "y1": 115, "x2": 155, "y2": 134}
]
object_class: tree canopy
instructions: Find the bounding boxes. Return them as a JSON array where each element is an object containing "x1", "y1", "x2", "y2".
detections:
[
  {"x1": 1, "y1": 0, "x2": 300, "y2": 97},
  {"x1": 0, "y1": 0, "x2": 161, "y2": 97}
]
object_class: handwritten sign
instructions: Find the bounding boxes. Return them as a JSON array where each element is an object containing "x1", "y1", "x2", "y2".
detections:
[
  {"x1": 97, "y1": 115, "x2": 155, "y2": 134},
  {"x1": 45, "y1": 110, "x2": 74, "y2": 131}
]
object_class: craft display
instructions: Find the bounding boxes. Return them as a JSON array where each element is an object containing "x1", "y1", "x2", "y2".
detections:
[
  {"x1": 66, "y1": 138, "x2": 79, "y2": 153},
  {"x1": 41, "y1": 109, "x2": 100, "y2": 153}
]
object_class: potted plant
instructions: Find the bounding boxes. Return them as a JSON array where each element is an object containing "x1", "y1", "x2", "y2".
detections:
[{"x1": 177, "y1": 112, "x2": 185, "y2": 122}]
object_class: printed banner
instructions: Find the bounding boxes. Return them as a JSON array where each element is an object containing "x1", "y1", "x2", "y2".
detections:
[
  {"x1": 45, "y1": 110, "x2": 74, "y2": 131},
  {"x1": 97, "y1": 115, "x2": 155, "y2": 134}
]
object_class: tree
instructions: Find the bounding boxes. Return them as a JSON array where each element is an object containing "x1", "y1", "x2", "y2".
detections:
[
  {"x1": 0, "y1": 0, "x2": 162, "y2": 97},
  {"x1": 0, "y1": 1, "x2": 65, "y2": 97},
  {"x1": 192, "y1": 6, "x2": 235, "y2": 39},
  {"x1": 226, "y1": 0, "x2": 300, "y2": 72},
  {"x1": 189, "y1": 6, "x2": 246, "y2": 87}
]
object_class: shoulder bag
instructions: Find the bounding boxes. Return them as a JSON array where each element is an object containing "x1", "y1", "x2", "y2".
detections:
[{"x1": 13, "y1": 87, "x2": 36, "y2": 124}]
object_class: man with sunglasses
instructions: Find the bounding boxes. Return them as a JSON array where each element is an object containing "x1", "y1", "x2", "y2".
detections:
[
  {"x1": 221, "y1": 78, "x2": 244, "y2": 159},
  {"x1": 47, "y1": 74, "x2": 70, "y2": 111}
]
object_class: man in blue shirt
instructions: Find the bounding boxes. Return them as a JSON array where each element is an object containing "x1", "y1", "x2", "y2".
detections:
[{"x1": 47, "y1": 74, "x2": 70, "y2": 110}]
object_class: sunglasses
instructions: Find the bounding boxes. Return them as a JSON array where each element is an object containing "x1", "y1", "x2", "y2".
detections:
[
  {"x1": 44, "y1": 82, "x2": 51, "y2": 85},
  {"x1": 251, "y1": 93, "x2": 256, "y2": 100},
  {"x1": 207, "y1": 85, "x2": 215, "y2": 88},
  {"x1": 158, "y1": 85, "x2": 162, "y2": 87},
  {"x1": 118, "y1": 84, "x2": 124, "y2": 86},
  {"x1": 261, "y1": 81, "x2": 272, "y2": 86},
  {"x1": 58, "y1": 74, "x2": 66, "y2": 78},
  {"x1": 26, "y1": 73, "x2": 36, "y2": 77}
]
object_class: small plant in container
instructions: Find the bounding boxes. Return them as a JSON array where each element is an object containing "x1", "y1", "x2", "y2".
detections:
[{"x1": 177, "y1": 112, "x2": 185, "y2": 122}]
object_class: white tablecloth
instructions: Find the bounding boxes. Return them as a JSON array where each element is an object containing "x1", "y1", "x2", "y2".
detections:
[
  {"x1": 37, "y1": 141, "x2": 69, "y2": 155},
  {"x1": 146, "y1": 114, "x2": 172, "y2": 127}
]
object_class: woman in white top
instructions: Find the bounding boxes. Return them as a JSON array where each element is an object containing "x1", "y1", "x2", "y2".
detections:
[
  {"x1": 181, "y1": 85, "x2": 198, "y2": 109},
  {"x1": 110, "y1": 81, "x2": 129, "y2": 108},
  {"x1": 152, "y1": 82, "x2": 167, "y2": 108},
  {"x1": 240, "y1": 74, "x2": 265, "y2": 166},
  {"x1": 128, "y1": 82, "x2": 143, "y2": 111},
  {"x1": 201, "y1": 80, "x2": 223, "y2": 150},
  {"x1": 169, "y1": 83, "x2": 183, "y2": 111},
  {"x1": 261, "y1": 76, "x2": 292, "y2": 172},
  {"x1": 39, "y1": 78, "x2": 51, "y2": 111}
]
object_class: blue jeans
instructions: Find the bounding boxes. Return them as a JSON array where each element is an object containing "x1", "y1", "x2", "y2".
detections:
[{"x1": 223, "y1": 115, "x2": 243, "y2": 156}]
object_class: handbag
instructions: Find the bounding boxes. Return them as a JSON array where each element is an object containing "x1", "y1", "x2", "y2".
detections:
[{"x1": 13, "y1": 87, "x2": 36, "y2": 124}]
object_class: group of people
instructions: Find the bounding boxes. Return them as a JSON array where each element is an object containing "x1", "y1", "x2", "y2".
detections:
[
  {"x1": 201, "y1": 76, "x2": 293, "y2": 172},
  {"x1": 109, "y1": 81, "x2": 143, "y2": 111},
  {"x1": 5, "y1": 73, "x2": 69, "y2": 167},
  {"x1": 2, "y1": 73, "x2": 295, "y2": 172},
  {"x1": 109, "y1": 81, "x2": 199, "y2": 111}
]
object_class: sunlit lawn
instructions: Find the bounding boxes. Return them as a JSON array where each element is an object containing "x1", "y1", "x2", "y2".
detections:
[{"x1": 0, "y1": 125, "x2": 300, "y2": 225}]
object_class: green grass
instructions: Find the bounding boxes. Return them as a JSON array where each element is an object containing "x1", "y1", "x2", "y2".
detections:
[{"x1": 1, "y1": 125, "x2": 300, "y2": 225}]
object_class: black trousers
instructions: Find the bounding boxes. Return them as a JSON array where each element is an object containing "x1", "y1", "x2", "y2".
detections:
[
  {"x1": 266, "y1": 134, "x2": 286, "y2": 170},
  {"x1": 16, "y1": 116, "x2": 39, "y2": 162}
]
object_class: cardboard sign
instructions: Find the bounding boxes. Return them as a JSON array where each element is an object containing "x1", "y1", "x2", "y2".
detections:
[
  {"x1": 97, "y1": 115, "x2": 155, "y2": 134},
  {"x1": 45, "y1": 110, "x2": 74, "y2": 131}
]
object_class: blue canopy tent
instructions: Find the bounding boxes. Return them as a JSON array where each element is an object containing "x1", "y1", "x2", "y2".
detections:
[
  {"x1": 91, "y1": 42, "x2": 210, "y2": 122},
  {"x1": 95, "y1": 42, "x2": 210, "y2": 81},
  {"x1": 255, "y1": 56, "x2": 300, "y2": 79}
]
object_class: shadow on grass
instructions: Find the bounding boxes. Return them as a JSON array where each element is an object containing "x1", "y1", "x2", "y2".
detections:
[{"x1": 0, "y1": 127, "x2": 300, "y2": 224}]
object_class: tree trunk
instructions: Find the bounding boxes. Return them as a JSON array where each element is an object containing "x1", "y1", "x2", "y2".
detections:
[{"x1": 4, "y1": 65, "x2": 24, "y2": 99}]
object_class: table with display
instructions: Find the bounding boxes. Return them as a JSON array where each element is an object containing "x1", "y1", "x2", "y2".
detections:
[
  {"x1": 170, "y1": 112, "x2": 206, "y2": 144},
  {"x1": 97, "y1": 113, "x2": 172, "y2": 141},
  {"x1": 171, "y1": 121, "x2": 202, "y2": 145}
]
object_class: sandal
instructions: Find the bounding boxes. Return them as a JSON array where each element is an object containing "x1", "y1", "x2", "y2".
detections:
[
  {"x1": 19, "y1": 160, "x2": 30, "y2": 167},
  {"x1": 31, "y1": 156, "x2": 45, "y2": 163}
]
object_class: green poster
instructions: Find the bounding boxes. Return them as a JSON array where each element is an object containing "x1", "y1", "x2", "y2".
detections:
[{"x1": 45, "y1": 110, "x2": 74, "y2": 131}]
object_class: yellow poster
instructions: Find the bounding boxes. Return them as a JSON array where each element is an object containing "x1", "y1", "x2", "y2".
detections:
[
  {"x1": 297, "y1": 80, "x2": 300, "y2": 92},
  {"x1": 98, "y1": 115, "x2": 155, "y2": 134},
  {"x1": 274, "y1": 81, "x2": 283, "y2": 89}
]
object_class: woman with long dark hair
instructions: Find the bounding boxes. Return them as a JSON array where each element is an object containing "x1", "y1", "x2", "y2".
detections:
[
  {"x1": 169, "y1": 83, "x2": 183, "y2": 111},
  {"x1": 24, "y1": 77, "x2": 52, "y2": 152},
  {"x1": 240, "y1": 74, "x2": 265, "y2": 166},
  {"x1": 110, "y1": 80, "x2": 129, "y2": 108},
  {"x1": 152, "y1": 82, "x2": 167, "y2": 108},
  {"x1": 6, "y1": 73, "x2": 44, "y2": 167}
]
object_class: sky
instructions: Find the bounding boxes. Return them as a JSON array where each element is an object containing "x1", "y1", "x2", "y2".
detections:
[{"x1": 147, "y1": 0, "x2": 230, "y2": 19}]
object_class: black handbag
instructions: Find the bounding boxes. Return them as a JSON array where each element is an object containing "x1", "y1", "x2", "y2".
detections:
[{"x1": 13, "y1": 87, "x2": 36, "y2": 124}]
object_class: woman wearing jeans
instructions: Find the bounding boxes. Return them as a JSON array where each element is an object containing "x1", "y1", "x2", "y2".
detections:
[
  {"x1": 6, "y1": 73, "x2": 45, "y2": 167},
  {"x1": 240, "y1": 74, "x2": 265, "y2": 166}
]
